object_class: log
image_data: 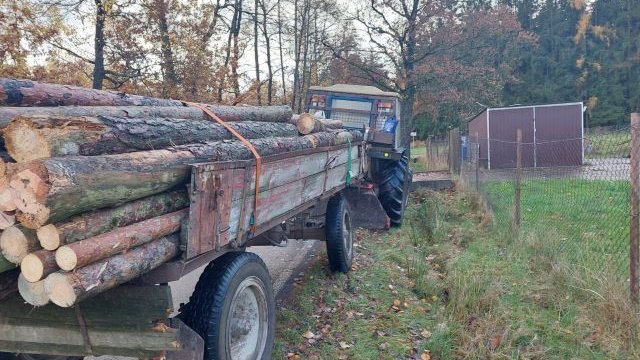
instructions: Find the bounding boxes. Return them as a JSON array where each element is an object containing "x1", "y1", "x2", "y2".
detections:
[
  {"x1": 0, "y1": 104, "x2": 294, "y2": 128},
  {"x1": 0, "y1": 269, "x2": 18, "y2": 301},
  {"x1": 10, "y1": 130, "x2": 363, "y2": 228},
  {"x1": 55, "y1": 209, "x2": 187, "y2": 271},
  {"x1": 17, "y1": 273, "x2": 49, "y2": 306},
  {"x1": 0, "y1": 211, "x2": 15, "y2": 229},
  {"x1": 37, "y1": 190, "x2": 188, "y2": 251},
  {"x1": 0, "y1": 78, "x2": 184, "y2": 107},
  {"x1": 21, "y1": 249, "x2": 58, "y2": 282},
  {"x1": 4, "y1": 115, "x2": 297, "y2": 162},
  {"x1": 0, "y1": 226, "x2": 39, "y2": 264},
  {"x1": 295, "y1": 113, "x2": 343, "y2": 135},
  {"x1": 45, "y1": 234, "x2": 179, "y2": 307}
]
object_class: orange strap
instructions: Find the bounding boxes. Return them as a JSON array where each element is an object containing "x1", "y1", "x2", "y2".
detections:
[{"x1": 184, "y1": 101, "x2": 261, "y2": 233}]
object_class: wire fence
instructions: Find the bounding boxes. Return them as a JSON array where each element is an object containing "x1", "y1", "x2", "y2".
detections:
[{"x1": 458, "y1": 116, "x2": 639, "y2": 301}]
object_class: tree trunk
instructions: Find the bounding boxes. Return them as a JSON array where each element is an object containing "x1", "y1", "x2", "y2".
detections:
[
  {"x1": 294, "y1": 113, "x2": 343, "y2": 134},
  {"x1": 93, "y1": 0, "x2": 107, "y2": 90},
  {"x1": 45, "y1": 234, "x2": 179, "y2": 307},
  {"x1": 154, "y1": 0, "x2": 178, "y2": 88},
  {"x1": 1, "y1": 269, "x2": 18, "y2": 301},
  {"x1": 277, "y1": 0, "x2": 286, "y2": 103},
  {"x1": 17, "y1": 272, "x2": 48, "y2": 306},
  {"x1": 291, "y1": 0, "x2": 300, "y2": 110},
  {"x1": 253, "y1": 0, "x2": 262, "y2": 105},
  {"x1": 0, "y1": 104, "x2": 294, "y2": 128},
  {"x1": 56, "y1": 209, "x2": 187, "y2": 271},
  {"x1": 9, "y1": 131, "x2": 362, "y2": 228},
  {"x1": 4, "y1": 115, "x2": 297, "y2": 162},
  {"x1": 0, "y1": 78, "x2": 183, "y2": 107},
  {"x1": 261, "y1": 0, "x2": 273, "y2": 105},
  {"x1": 37, "y1": 190, "x2": 188, "y2": 251},
  {"x1": 21, "y1": 248, "x2": 58, "y2": 282},
  {"x1": 0, "y1": 226, "x2": 39, "y2": 264}
]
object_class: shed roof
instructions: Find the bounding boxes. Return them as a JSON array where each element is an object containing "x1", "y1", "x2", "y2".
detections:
[{"x1": 308, "y1": 84, "x2": 399, "y2": 98}]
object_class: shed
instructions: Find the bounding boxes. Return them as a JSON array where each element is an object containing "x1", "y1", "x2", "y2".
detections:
[{"x1": 468, "y1": 102, "x2": 584, "y2": 169}]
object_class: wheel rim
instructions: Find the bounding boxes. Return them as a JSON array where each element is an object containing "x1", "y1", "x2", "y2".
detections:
[
  {"x1": 343, "y1": 210, "x2": 353, "y2": 260},
  {"x1": 226, "y1": 276, "x2": 269, "y2": 360}
]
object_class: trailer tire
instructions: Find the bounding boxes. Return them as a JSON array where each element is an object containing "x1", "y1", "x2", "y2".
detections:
[
  {"x1": 325, "y1": 193, "x2": 353, "y2": 273},
  {"x1": 180, "y1": 252, "x2": 275, "y2": 360},
  {"x1": 377, "y1": 152, "x2": 412, "y2": 227}
]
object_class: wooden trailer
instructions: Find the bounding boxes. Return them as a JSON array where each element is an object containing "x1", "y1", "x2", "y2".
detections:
[{"x1": 0, "y1": 141, "x2": 388, "y2": 360}]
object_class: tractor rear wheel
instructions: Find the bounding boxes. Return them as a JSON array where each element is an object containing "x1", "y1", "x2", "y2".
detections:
[{"x1": 377, "y1": 152, "x2": 412, "y2": 227}]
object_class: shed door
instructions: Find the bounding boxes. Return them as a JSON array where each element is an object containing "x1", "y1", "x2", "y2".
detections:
[
  {"x1": 535, "y1": 104, "x2": 583, "y2": 167},
  {"x1": 489, "y1": 108, "x2": 535, "y2": 169}
]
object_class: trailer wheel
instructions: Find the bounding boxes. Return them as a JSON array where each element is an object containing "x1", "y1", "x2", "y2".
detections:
[
  {"x1": 377, "y1": 152, "x2": 412, "y2": 227},
  {"x1": 325, "y1": 193, "x2": 353, "y2": 273},
  {"x1": 180, "y1": 252, "x2": 275, "y2": 360}
]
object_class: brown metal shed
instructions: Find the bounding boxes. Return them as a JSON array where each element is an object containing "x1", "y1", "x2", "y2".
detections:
[{"x1": 467, "y1": 102, "x2": 584, "y2": 169}]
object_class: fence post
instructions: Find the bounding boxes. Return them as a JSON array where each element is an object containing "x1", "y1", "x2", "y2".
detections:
[
  {"x1": 630, "y1": 113, "x2": 640, "y2": 305},
  {"x1": 475, "y1": 132, "x2": 480, "y2": 191},
  {"x1": 514, "y1": 128, "x2": 522, "y2": 231}
]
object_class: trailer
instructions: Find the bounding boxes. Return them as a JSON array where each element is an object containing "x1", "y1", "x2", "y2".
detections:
[{"x1": 0, "y1": 140, "x2": 389, "y2": 360}]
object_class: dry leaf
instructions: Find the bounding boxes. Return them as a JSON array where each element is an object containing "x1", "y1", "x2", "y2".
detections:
[
  {"x1": 421, "y1": 351, "x2": 431, "y2": 360},
  {"x1": 302, "y1": 330, "x2": 315, "y2": 339},
  {"x1": 151, "y1": 321, "x2": 170, "y2": 333},
  {"x1": 487, "y1": 334, "x2": 502, "y2": 350},
  {"x1": 420, "y1": 330, "x2": 432, "y2": 339},
  {"x1": 378, "y1": 342, "x2": 388, "y2": 350},
  {"x1": 339, "y1": 341, "x2": 352, "y2": 349},
  {"x1": 393, "y1": 299, "x2": 401, "y2": 306}
]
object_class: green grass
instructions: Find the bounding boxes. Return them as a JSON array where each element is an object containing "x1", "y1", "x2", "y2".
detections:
[
  {"x1": 484, "y1": 179, "x2": 629, "y2": 276},
  {"x1": 586, "y1": 130, "x2": 630, "y2": 158},
  {"x1": 410, "y1": 144, "x2": 449, "y2": 173},
  {"x1": 274, "y1": 187, "x2": 639, "y2": 359}
]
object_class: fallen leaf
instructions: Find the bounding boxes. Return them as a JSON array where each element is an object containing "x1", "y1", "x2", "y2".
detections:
[
  {"x1": 308, "y1": 338, "x2": 317, "y2": 344},
  {"x1": 388, "y1": 284, "x2": 395, "y2": 290},
  {"x1": 487, "y1": 335, "x2": 502, "y2": 350},
  {"x1": 151, "y1": 321, "x2": 170, "y2": 333},
  {"x1": 421, "y1": 351, "x2": 431, "y2": 360},
  {"x1": 378, "y1": 342, "x2": 388, "y2": 350},
  {"x1": 339, "y1": 341, "x2": 352, "y2": 349},
  {"x1": 420, "y1": 330, "x2": 432, "y2": 339},
  {"x1": 393, "y1": 299, "x2": 401, "y2": 306},
  {"x1": 302, "y1": 330, "x2": 315, "y2": 339}
]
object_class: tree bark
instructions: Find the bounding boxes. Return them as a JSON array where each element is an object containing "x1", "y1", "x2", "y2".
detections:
[
  {"x1": 55, "y1": 209, "x2": 187, "y2": 271},
  {"x1": 261, "y1": 0, "x2": 273, "y2": 105},
  {"x1": 93, "y1": 0, "x2": 107, "y2": 90},
  {"x1": 154, "y1": 0, "x2": 178, "y2": 88},
  {"x1": 21, "y1": 249, "x2": 58, "y2": 283},
  {"x1": 0, "y1": 78, "x2": 183, "y2": 107},
  {"x1": 9, "y1": 130, "x2": 363, "y2": 228},
  {"x1": 4, "y1": 115, "x2": 297, "y2": 162},
  {"x1": 45, "y1": 234, "x2": 179, "y2": 307},
  {"x1": 0, "y1": 226, "x2": 39, "y2": 264},
  {"x1": 17, "y1": 272, "x2": 48, "y2": 306},
  {"x1": 37, "y1": 190, "x2": 188, "y2": 251},
  {"x1": 0, "y1": 104, "x2": 294, "y2": 128},
  {"x1": 1, "y1": 269, "x2": 19, "y2": 302},
  {"x1": 294, "y1": 113, "x2": 343, "y2": 134}
]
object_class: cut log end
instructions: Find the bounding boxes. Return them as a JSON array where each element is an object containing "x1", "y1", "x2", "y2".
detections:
[
  {"x1": 0, "y1": 226, "x2": 31, "y2": 264},
  {"x1": 17, "y1": 273, "x2": 49, "y2": 306},
  {"x1": 55, "y1": 246, "x2": 77, "y2": 271},
  {"x1": 0, "y1": 211, "x2": 15, "y2": 230},
  {"x1": 4, "y1": 120, "x2": 51, "y2": 162},
  {"x1": 16, "y1": 204, "x2": 50, "y2": 229},
  {"x1": 296, "y1": 113, "x2": 316, "y2": 135},
  {"x1": 37, "y1": 224, "x2": 60, "y2": 250},
  {"x1": 44, "y1": 272, "x2": 76, "y2": 308},
  {"x1": 0, "y1": 187, "x2": 17, "y2": 212},
  {"x1": 20, "y1": 253, "x2": 44, "y2": 283}
]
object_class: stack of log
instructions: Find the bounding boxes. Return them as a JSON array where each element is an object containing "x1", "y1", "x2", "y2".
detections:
[{"x1": 0, "y1": 78, "x2": 360, "y2": 308}]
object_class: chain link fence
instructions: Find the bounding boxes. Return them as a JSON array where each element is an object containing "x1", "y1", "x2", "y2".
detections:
[{"x1": 458, "y1": 119, "x2": 639, "y2": 300}]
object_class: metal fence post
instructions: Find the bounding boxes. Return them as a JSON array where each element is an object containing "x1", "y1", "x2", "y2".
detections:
[
  {"x1": 475, "y1": 132, "x2": 480, "y2": 192},
  {"x1": 630, "y1": 113, "x2": 640, "y2": 304},
  {"x1": 514, "y1": 128, "x2": 522, "y2": 231}
]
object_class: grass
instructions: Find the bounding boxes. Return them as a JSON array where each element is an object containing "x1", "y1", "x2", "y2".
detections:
[
  {"x1": 586, "y1": 130, "x2": 630, "y2": 158},
  {"x1": 274, "y1": 186, "x2": 639, "y2": 359},
  {"x1": 484, "y1": 179, "x2": 629, "y2": 276},
  {"x1": 411, "y1": 143, "x2": 449, "y2": 173}
]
